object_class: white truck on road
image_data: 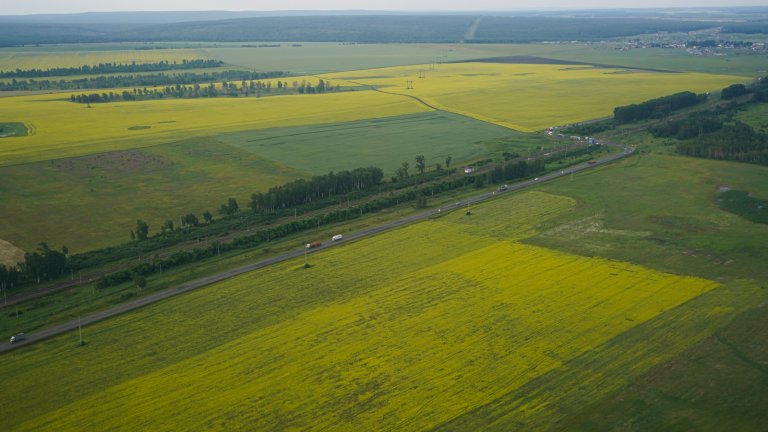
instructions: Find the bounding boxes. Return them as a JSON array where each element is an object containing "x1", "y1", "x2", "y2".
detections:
[
  {"x1": 10, "y1": 333, "x2": 25, "y2": 343},
  {"x1": 331, "y1": 234, "x2": 343, "y2": 241}
]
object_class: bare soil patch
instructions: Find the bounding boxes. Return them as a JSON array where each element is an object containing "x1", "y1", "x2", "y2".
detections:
[
  {"x1": 52, "y1": 149, "x2": 171, "y2": 176},
  {"x1": 0, "y1": 238, "x2": 24, "y2": 267}
]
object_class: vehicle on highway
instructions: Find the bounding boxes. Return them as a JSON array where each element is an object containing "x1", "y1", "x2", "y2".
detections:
[
  {"x1": 331, "y1": 234, "x2": 343, "y2": 241},
  {"x1": 534, "y1": 177, "x2": 539, "y2": 181},
  {"x1": 10, "y1": 333, "x2": 25, "y2": 343},
  {"x1": 305, "y1": 241, "x2": 322, "y2": 249},
  {"x1": 498, "y1": 184, "x2": 508, "y2": 191},
  {"x1": 588, "y1": 160, "x2": 597, "y2": 165}
]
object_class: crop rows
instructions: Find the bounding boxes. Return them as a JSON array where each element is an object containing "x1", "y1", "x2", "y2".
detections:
[{"x1": 1, "y1": 192, "x2": 718, "y2": 431}]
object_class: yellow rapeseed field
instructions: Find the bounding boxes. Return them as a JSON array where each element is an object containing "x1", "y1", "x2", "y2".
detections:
[
  {"x1": 1, "y1": 191, "x2": 727, "y2": 431},
  {"x1": 0, "y1": 48, "x2": 211, "y2": 71},
  {"x1": 0, "y1": 89, "x2": 430, "y2": 166},
  {"x1": 324, "y1": 62, "x2": 744, "y2": 131}
]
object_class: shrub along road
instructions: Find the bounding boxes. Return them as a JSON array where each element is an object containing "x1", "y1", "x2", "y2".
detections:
[{"x1": 0, "y1": 144, "x2": 633, "y2": 353}]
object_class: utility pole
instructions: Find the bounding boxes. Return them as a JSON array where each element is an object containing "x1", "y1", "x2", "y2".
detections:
[{"x1": 79, "y1": 316, "x2": 83, "y2": 346}]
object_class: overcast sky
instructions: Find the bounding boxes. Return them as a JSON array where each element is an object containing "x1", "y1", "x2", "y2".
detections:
[{"x1": 3, "y1": 1, "x2": 766, "y2": 15}]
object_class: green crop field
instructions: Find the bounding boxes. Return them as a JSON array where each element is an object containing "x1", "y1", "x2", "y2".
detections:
[
  {"x1": 529, "y1": 153, "x2": 768, "y2": 282},
  {"x1": 217, "y1": 111, "x2": 538, "y2": 175},
  {"x1": 0, "y1": 138, "x2": 302, "y2": 252},
  {"x1": 558, "y1": 300, "x2": 768, "y2": 431},
  {"x1": 1, "y1": 190, "x2": 742, "y2": 431},
  {"x1": 0, "y1": 110, "x2": 529, "y2": 253},
  {"x1": 204, "y1": 43, "x2": 554, "y2": 74}
]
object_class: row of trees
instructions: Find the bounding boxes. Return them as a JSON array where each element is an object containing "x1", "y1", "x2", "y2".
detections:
[
  {"x1": 99, "y1": 155, "x2": 554, "y2": 289},
  {"x1": 0, "y1": 59, "x2": 223, "y2": 78},
  {"x1": 249, "y1": 167, "x2": 384, "y2": 213},
  {"x1": 614, "y1": 91, "x2": 706, "y2": 123},
  {"x1": 0, "y1": 243, "x2": 68, "y2": 287},
  {"x1": 8, "y1": 146, "x2": 575, "y2": 289},
  {"x1": 131, "y1": 198, "x2": 240, "y2": 241},
  {"x1": 69, "y1": 79, "x2": 338, "y2": 104},
  {"x1": 394, "y1": 155, "x2": 452, "y2": 180},
  {"x1": 721, "y1": 77, "x2": 768, "y2": 102},
  {"x1": 0, "y1": 70, "x2": 286, "y2": 92}
]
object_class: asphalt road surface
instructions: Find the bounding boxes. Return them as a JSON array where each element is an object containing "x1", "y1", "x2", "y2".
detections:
[{"x1": 0, "y1": 145, "x2": 634, "y2": 354}]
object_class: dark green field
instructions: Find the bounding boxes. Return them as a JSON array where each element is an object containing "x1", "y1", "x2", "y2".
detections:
[
  {"x1": 218, "y1": 111, "x2": 538, "y2": 175},
  {"x1": 0, "y1": 122, "x2": 27, "y2": 137},
  {"x1": 719, "y1": 189, "x2": 768, "y2": 224},
  {"x1": 563, "y1": 301, "x2": 768, "y2": 431}
]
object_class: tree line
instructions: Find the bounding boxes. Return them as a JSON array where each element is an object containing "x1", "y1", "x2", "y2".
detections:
[
  {"x1": 721, "y1": 76, "x2": 768, "y2": 102},
  {"x1": 69, "y1": 78, "x2": 339, "y2": 104},
  {"x1": 0, "y1": 70, "x2": 286, "y2": 92},
  {"x1": 650, "y1": 78, "x2": 768, "y2": 166},
  {"x1": 2, "y1": 148, "x2": 573, "y2": 290},
  {"x1": 649, "y1": 112, "x2": 724, "y2": 140},
  {"x1": 94, "y1": 158, "x2": 549, "y2": 290},
  {"x1": 0, "y1": 243, "x2": 68, "y2": 288},
  {"x1": 249, "y1": 167, "x2": 384, "y2": 213},
  {"x1": 675, "y1": 122, "x2": 768, "y2": 165},
  {"x1": 614, "y1": 91, "x2": 707, "y2": 124},
  {"x1": 0, "y1": 59, "x2": 223, "y2": 78}
]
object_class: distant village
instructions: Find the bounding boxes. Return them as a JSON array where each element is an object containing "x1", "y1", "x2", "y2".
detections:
[{"x1": 617, "y1": 30, "x2": 767, "y2": 56}]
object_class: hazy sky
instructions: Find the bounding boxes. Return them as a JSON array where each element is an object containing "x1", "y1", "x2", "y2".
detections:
[{"x1": 3, "y1": 1, "x2": 766, "y2": 15}]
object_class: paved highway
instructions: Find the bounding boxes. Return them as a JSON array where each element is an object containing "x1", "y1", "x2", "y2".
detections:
[{"x1": 1, "y1": 145, "x2": 634, "y2": 354}]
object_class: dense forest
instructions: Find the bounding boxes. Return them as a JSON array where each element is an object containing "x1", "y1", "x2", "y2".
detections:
[
  {"x1": 472, "y1": 17, "x2": 716, "y2": 43},
  {"x1": 675, "y1": 122, "x2": 768, "y2": 165},
  {"x1": 68, "y1": 78, "x2": 339, "y2": 103},
  {"x1": 1, "y1": 13, "x2": 767, "y2": 45},
  {"x1": 652, "y1": 78, "x2": 768, "y2": 166}
]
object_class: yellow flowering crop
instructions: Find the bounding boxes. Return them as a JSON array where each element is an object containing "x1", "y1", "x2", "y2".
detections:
[
  {"x1": 324, "y1": 62, "x2": 743, "y2": 131},
  {"x1": 0, "y1": 89, "x2": 429, "y2": 166},
  {"x1": 2, "y1": 191, "x2": 725, "y2": 431},
  {"x1": 0, "y1": 48, "x2": 211, "y2": 71}
]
